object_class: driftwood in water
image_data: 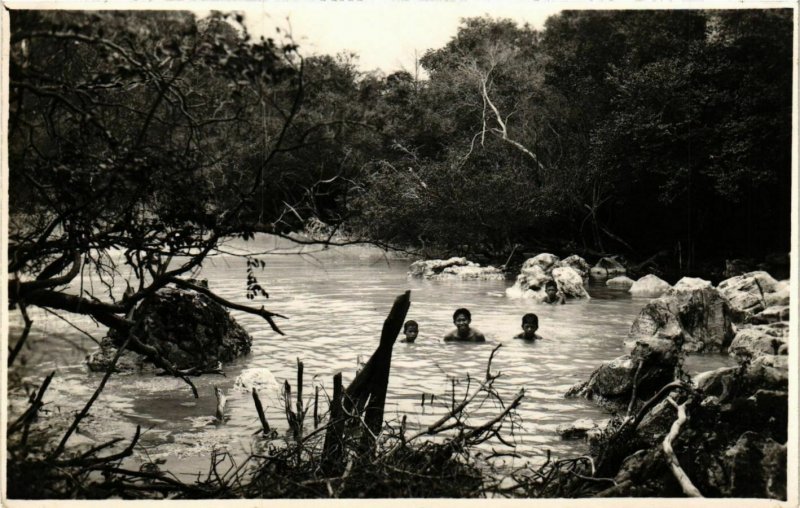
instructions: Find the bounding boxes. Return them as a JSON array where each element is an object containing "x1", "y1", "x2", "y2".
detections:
[
  {"x1": 322, "y1": 291, "x2": 411, "y2": 464},
  {"x1": 322, "y1": 372, "x2": 345, "y2": 464},
  {"x1": 344, "y1": 290, "x2": 411, "y2": 436}
]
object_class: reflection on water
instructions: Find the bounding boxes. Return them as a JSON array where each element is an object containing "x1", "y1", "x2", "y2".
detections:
[{"x1": 7, "y1": 237, "x2": 737, "y2": 478}]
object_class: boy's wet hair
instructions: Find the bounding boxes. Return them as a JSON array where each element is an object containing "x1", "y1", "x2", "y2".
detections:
[
  {"x1": 453, "y1": 308, "x2": 471, "y2": 322},
  {"x1": 522, "y1": 313, "x2": 539, "y2": 326},
  {"x1": 545, "y1": 279, "x2": 558, "y2": 290},
  {"x1": 403, "y1": 320, "x2": 418, "y2": 331}
]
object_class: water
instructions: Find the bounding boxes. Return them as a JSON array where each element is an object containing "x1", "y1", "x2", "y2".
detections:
[{"x1": 7, "y1": 236, "x2": 737, "y2": 480}]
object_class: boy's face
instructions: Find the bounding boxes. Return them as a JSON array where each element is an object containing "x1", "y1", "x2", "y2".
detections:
[
  {"x1": 522, "y1": 322, "x2": 538, "y2": 337},
  {"x1": 545, "y1": 286, "x2": 557, "y2": 298},
  {"x1": 454, "y1": 314, "x2": 471, "y2": 333},
  {"x1": 404, "y1": 325, "x2": 418, "y2": 341}
]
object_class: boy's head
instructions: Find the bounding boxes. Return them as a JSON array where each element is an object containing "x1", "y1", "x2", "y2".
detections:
[
  {"x1": 403, "y1": 320, "x2": 418, "y2": 341},
  {"x1": 521, "y1": 313, "x2": 539, "y2": 337},
  {"x1": 545, "y1": 280, "x2": 558, "y2": 296},
  {"x1": 453, "y1": 308, "x2": 471, "y2": 323},
  {"x1": 453, "y1": 308, "x2": 472, "y2": 334}
]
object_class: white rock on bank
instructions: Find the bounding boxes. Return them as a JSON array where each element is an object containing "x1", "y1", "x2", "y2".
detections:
[
  {"x1": 408, "y1": 257, "x2": 505, "y2": 280},
  {"x1": 629, "y1": 274, "x2": 671, "y2": 297},
  {"x1": 606, "y1": 275, "x2": 635, "y2": 289}
]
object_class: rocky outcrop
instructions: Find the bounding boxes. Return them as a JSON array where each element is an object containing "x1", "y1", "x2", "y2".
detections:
[
  {"x1": 717, "y1": 271, "x2": 784, "y2": 322},
  {"x1": 507, "y1": 253, "x2": 590, "y2": 300},
  {"x1": 589, "y1": 257, "x2": 626, "y2": 278},
  {"x1": 558, "y1": 255, "x2": 591, "y2": 278},
  {"x1": 407, "y1": 257, "x2": 505, "y2": 280},
  {"x1": 628, "y1": 274, "x2": 671, "y2": 298},
  {"x1": 87, "y1": 286, "x2": 252, "y2": 372},
  {"x1": 606, "y1": 276, "x2": 635, "y2": 289},
  {"x1": 628, "y1": 281, "x2": 734, "y2": 353},
  {"x1": 749, "y1": 305, "x2": 790, "y2": 325},
  {"x1": 728, "y1": 324, "x2": 789, "y2": 359},
  {"x1": 565, "y1": 270, "x2": 789, "y2": 499},
  {"x1": 566, "y1": 338, "x2": 679, "y2": 411}
]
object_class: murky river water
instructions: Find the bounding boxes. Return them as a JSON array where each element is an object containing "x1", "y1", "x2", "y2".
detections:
[{"x1": 7, "y1": 236, "x2": 736, "y2": 480}]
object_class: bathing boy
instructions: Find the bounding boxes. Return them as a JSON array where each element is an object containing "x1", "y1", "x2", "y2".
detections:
[
  {"x1": 401, "y1": 320, "x2": 419, "y2": 343},
  {"x1": 542, "y1": 280, "x2": 566, "y2": 304},
  {"x1": 514, "y1": 313, "x2": 543, "y2": 341},
  {"x1": 443, "y1": 308, "x2": 486, "y2": 343}
]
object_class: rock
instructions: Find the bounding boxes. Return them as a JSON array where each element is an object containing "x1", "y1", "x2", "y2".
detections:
[
  {"x1": 717, "y1": 271, "x2": 781, "y2": 322},
  {"x1": 765, "y1": 280, "x2": 790, "y2": 307},
  {"x1": 408, "y1": 257, "x2": 505, "y2": 280},
  {"x1": 233, "y1": 367, "x2": 282, "y2": 409},
  {"x1": 556, "y1": 418, "x2": 599, "y2": 440},
  {"x1": 629, "y1": 285, "x2": 734, "y2": 353},
  {"x1": 86, "y1": 337, "x2": 155, "y2": 373},
  {"x1": 743, "y1": 355, "x2": 788, "y2": 391},
  {"x1": 552, "y1": 266, "x2": 590, "y2": 299},
  {"x1": 434, "y1": 264, "x2": 505, "y2": 281},
  {"x1": 693, "y1": 366, "x2": 738, "y2": 397},
  {"x1": 628, "y1": 298, "x2": 684, "y2": 343},
  {"x1": 669, "y1": 276, "x2": 713, "y2": 293},
  {"x1": 723, "y1": 431, "x2": 786, "y2": 499},
  {"x1": 558, "y1": 255, "x2": 591, "y2": 278},
  {"x1": 630, "y1": 338, "x2": 679, "y2": 366},
  {"x1": 629, "y1": 274, "x2": 671, "y2": 298},
  {"x1": 749, "y1": 305, "x2": 790, "y2": 325},
  {"x1": 606, "y1": 275, "x2": 635, "y2": 289},
  {"x1": 636, "y1": 397, "x2": 676, "y2": 443},
  {"x1": 728, "y1": 324, "x2": 788, "y2": 359},
  {"x1": 589, "y1": 257, "x2": 626, "y2": 278},
  {"x1": 585, "y1": 355, "x2": 636, "y2": 397},
  {"x1": 568, "y1": 337, "x2": 679, "y2": 408},
  {"x1": 101, "y1": 286, "x2": 252, "y2": 371},
  {"x1": 521, "y1": 253, "x2": 560, "y2": 274},
  {"x1": 518, "y1": 264, "x2": 551, "y2": 289}
]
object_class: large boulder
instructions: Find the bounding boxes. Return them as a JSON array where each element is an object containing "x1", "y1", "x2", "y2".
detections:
[
  {"x1": 90, "y1": 286, "x2": 252, "y2": 372},
  {"x1": 407, "y1": 257, "x2": 505, "y2": 280},
  {"x1": 749, "y1": 306, "x2": 790, "y2": 325},
  {"x1": 508, "y1": 254, "x2": 590, "y2": 300},
  {"x1": 558, "y1": 255, "x2": 591, "y2": 278},
  {"x1": 743, "y1": 355, "x2": 788, "y2": 391},
  {"x1": 722, "y1": 431, "x2": 787, "y2": 499},
  {"x1": 589, "y1": 257, "x2": 626, "y2": 278},
  {"x1": 629, "y1": 284, "x2": 734, "y2": 353},
  {"x1": 629, "y1": 274, "x2": 671, "y2": 298},
  {"x1": 552, "y1": 266, "x2": 590, "y2": 299},
  {"x1": 606, "y1": 275, "x2": 635, "y2": 289},
  {"x1": 717, "y1": 271, "x2": 782, "y2": 322},
  {"x1": 522, "y1": 253, "x2": 560, "y2": 274},
  {"x1": 728, "y1": 324, "x2": 789, "y2": 359},
  {"x1": 566, "y1": 339, "x2": 678, "y2": 409}
]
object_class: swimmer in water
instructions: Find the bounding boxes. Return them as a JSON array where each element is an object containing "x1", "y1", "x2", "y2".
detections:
[
  {"x1": 542, "y1": 279, "x2": 566, "y2": 304},
  {"x1": 443, "y1": 308, "x2": 486, "y2": 342},
  {"x1": 401, "y1": 320, "x2": 419, "y2": 343},
  {"x1": 514, "y1": 313, "x2": 543, "y2": 341}
]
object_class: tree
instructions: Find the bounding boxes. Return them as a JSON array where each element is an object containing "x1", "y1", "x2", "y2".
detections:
[{"x1": 6, "y1": 10, "x2": 344, "y2": 377}]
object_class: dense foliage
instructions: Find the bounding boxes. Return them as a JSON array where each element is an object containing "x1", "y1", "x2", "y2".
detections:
[{"x1": 346, "y1": 10, "x2": 793, "y2": 270}]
